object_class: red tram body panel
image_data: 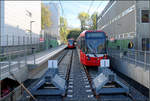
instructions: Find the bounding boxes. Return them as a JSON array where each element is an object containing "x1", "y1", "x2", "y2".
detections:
[{"x1": 77, "y1": 30, "x2": 108, "y2": 67}]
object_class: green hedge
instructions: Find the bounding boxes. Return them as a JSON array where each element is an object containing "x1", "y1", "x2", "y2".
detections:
[{"x1": 107, "y1": 39, "x2": 131, "y2": 50}]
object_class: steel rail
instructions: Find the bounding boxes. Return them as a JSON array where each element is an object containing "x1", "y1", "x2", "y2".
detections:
[{"x1": 63, "y1": 50, "x2": 74, "y2": 98}]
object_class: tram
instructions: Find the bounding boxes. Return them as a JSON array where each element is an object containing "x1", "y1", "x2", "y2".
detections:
[
  {"x1": 77, "y1": 30, "x2": 109, "y2": 67},
  {"x1": 67, "y1": 38, "x2": 75, "y2": 49}
]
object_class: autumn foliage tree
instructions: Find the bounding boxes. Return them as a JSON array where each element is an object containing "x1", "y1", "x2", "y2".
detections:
[
  {"x1": 41, "y1": 3, "x2": 51, "y2": 29},
  {"x1": 60, "y1": 17, "x2": 69, "y2": 43},
  {"x1": 78, "y1": 12, "x2": 90, "y2": 31},
  {"x1": 91, "y1": 12, "x2": 98, "y2": 30},
  {"x1": 67, "y1": 28, "x2": 81, "y2": 40}
]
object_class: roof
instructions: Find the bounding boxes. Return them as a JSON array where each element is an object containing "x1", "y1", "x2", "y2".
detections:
[{"x1": 78, "y1": 30, "x2": 107, "y2": 38}]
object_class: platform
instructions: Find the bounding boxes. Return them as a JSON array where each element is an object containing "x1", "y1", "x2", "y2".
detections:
[{"x1": 0, "y1": 45, "x2": 67, "y2": 81}]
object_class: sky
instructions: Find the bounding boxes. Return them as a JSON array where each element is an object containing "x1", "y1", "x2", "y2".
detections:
[{"x1": 43, "y1": 1, "x2": 109, "y2": 28}]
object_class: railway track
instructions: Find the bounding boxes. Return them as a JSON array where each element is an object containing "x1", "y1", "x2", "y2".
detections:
[
  {"x1": 85, "y1": 65, "x2": 149, "y2": 101},
  {"x1": 21, "y1": 49, "x2": 71, "y2": 101},
  {"x1": 64, "y1": 49, "x2": 96, "y2": 101},
  {"x1": 23, "y1": 49, "x2": 68, "y2": 88},
  {"x1": 21, "y1": 49, "x2": 148, "y2": 101}
]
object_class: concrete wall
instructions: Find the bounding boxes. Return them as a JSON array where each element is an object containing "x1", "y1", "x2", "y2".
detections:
[
  {"x1": 97, "y1": 1, "x2": 150, "y2": 50},
  {"x1": 136, "y1": 1, "x2": 150, "y2": 50},
  {"x1": 97, "y1": 1, "x2": 136, "y2": 41},
  {"x1": 111, "y1": 56, "x2": 149, "y2": 89},
  {"x1": 1, "y1": 1, "x2": 41, "y2": 46},
  {"x1": 97, "y1": 1, "x2": 150, "y2": 88}
]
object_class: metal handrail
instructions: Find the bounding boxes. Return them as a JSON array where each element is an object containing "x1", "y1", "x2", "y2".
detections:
[{"x1": 108, "y1": 48, "x2": 150, "y2": 66}]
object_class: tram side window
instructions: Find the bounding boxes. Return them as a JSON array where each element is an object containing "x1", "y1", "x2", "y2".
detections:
[
  {"x1": 78, "y1": 38, "x2": 81, "y2": 48},
  {"x1": 141, "y1": 10, "x2": 149, "y2": 23},
  {"x1": 142, "y1": 38, "x2": 150, "y2": 51},
  {"x1": 81, "y1": 37, "x2": 85, "y2": 52}
]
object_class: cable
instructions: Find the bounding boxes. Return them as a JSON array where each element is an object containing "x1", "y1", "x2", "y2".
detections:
[
  {"x1": 87, "y1": 0, "x2": 95, "y2": 14},
  {"x1": 59, "y1": 0, "x2": 64, "y2": 17},
  {"x1": 96, "y1": 1, "x2": 103, "y2": 13}
]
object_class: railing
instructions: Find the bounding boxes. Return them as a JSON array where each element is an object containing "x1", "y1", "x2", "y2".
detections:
[
  {"x1": 0, "y1": 45, "x2": 61, "y2": 77},
  {"x1": 0, "y1": 48, "x2": 39, "y2": 78},
  {"x1": 108, "y1": 48, "x2": 150, "y2": 69},
  {"x1": 1, "y1": 34, "x2": 40, "y2": 46}
]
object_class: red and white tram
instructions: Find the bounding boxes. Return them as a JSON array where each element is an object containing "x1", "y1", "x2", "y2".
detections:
[
  {"x1": 77, "y1": 30, "x2": 109, "y2": 67},
  {"x1": 67, "y1": 39, "x2": 75, "y2": 49}
]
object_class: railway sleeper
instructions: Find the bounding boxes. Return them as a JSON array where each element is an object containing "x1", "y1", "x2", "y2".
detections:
[{"x1": 92, "y1": 67, "x2": 129, "y2": 95}]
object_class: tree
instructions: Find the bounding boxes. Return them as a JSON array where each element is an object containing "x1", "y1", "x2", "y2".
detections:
[
  {"x1": 60, "y1": 17, "x2": 69, "y2": 43},
  {"x1": 78, "y1": 12, "x2": 90, "y2": 31},
  {"x1": 41, "y1": 3, "x2": 51, "y2": 29},
  {"x1": 91, "y1": 12, "x2": 98, "y2": 30},
  {"x1": 67, "y1": 28, "x2": 81, "y2": 40}
]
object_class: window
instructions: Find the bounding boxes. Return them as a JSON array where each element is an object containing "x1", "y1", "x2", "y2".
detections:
[
  {"x1": 141, "y1": 10, "x2": 149, "y2": 23},
  {"x1": 81, "y1": 37, "x2": 85, "y2": 52},
  {"x1": 142, "y1": 38, "x2": 150, "y2": 51}
]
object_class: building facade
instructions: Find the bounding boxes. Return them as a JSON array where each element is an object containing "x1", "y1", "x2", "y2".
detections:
[
  {"x1": 97, "y1": 1, "x2": 150, "y2": 51},
  {"x1": 0, "y1": 1, "x2": 41, "y2": 47},
  {"x1": 97, "y1": 1, "x2": 150, "y2": 89}
]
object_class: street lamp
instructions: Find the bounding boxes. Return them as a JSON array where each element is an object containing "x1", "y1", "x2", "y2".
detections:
[{"x1": 30, "y1": 21, "x2": 36, "y2": 44}]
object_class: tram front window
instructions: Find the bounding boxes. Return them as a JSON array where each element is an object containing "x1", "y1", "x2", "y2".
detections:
[
  {"x1": 68, "y1": 40, "x2": 74, "y2": 45},
  {"x1": 85, "y1": 32, "x2": 106, "y2": 54}
]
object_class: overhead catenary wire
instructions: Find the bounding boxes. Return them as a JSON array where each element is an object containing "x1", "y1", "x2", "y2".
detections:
[
  {"x1": 59, "y1": 0, "x2": 64, "y2": 17},
  {"x1": 87, "y1": 0, "x2": 95, "y2": 14}
]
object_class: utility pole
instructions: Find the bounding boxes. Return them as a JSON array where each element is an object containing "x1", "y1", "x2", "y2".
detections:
[{"x1": 96, "y1": 14, "x2": 97, "y2": 30}]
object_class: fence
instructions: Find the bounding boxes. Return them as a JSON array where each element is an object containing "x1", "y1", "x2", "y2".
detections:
[
  {"x1": 108, "y1": 48, "x2": 150, "y2": 69},
  {"x1": 0, "y1": 34, "x2": 40, "y2": 46}
]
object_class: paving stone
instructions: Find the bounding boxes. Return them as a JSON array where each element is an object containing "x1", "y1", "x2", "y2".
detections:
[
  {"x1": 86, "y1": 89, "x2": 92, "y2": 93},
  {"x1": 67, "y1": 95, "x2": 73, "y2": 98},
  {"x1": 68, "y1": 89, "x2": 73, "y2": 93},
  {"x1": 85, "y1": 81, "x2": 90, "y2": 85},
  {"x1": 88, "y1": 95, "x2": 94, "y2": 98},
  {"x1": 85, "y1": 85, "x2": 90, "y2": 88},
  {"x1": 69, "y1": 82, "x2": 73, "y2": 85},
  {"x1": 68, "y1": 85, "x2": 73, "y2": 88}
]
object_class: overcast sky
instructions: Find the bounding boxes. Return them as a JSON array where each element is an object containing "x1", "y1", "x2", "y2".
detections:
[{"x1": 43, "y1": 1, "x2": 109, "y2": 28}]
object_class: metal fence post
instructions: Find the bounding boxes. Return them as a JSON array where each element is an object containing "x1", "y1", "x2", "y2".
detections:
[
  {"x1": 7, "y1": 34, "x2": 8, "y2": 46},
  {"x1": 17, "y1": 51, "x2": 20, "y2": 69},
  {"x1": 144, "y1": 51, "x2": 146, "y2": 71},
  {"x1": 13, "y1": 34, "x2": 14, "y2": 46},
  {"x1": 135, "y1": 51, "x2": 137, "y2": 66},
  {"x1": 18, "y1": 36, "x2": 19, "y2": 45},
  {"x1": 8, "y1": 53, "x2": 11, "y2": 73},
  {"x1": 25, "y1": 45, "x2": 27, "y2": 66},
  {"x1": 34, "y1": 48, "x2": 36, "y2": 65},
  {"x1": 23, "y1": 36, "x2": 25, "y2": 46}
]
